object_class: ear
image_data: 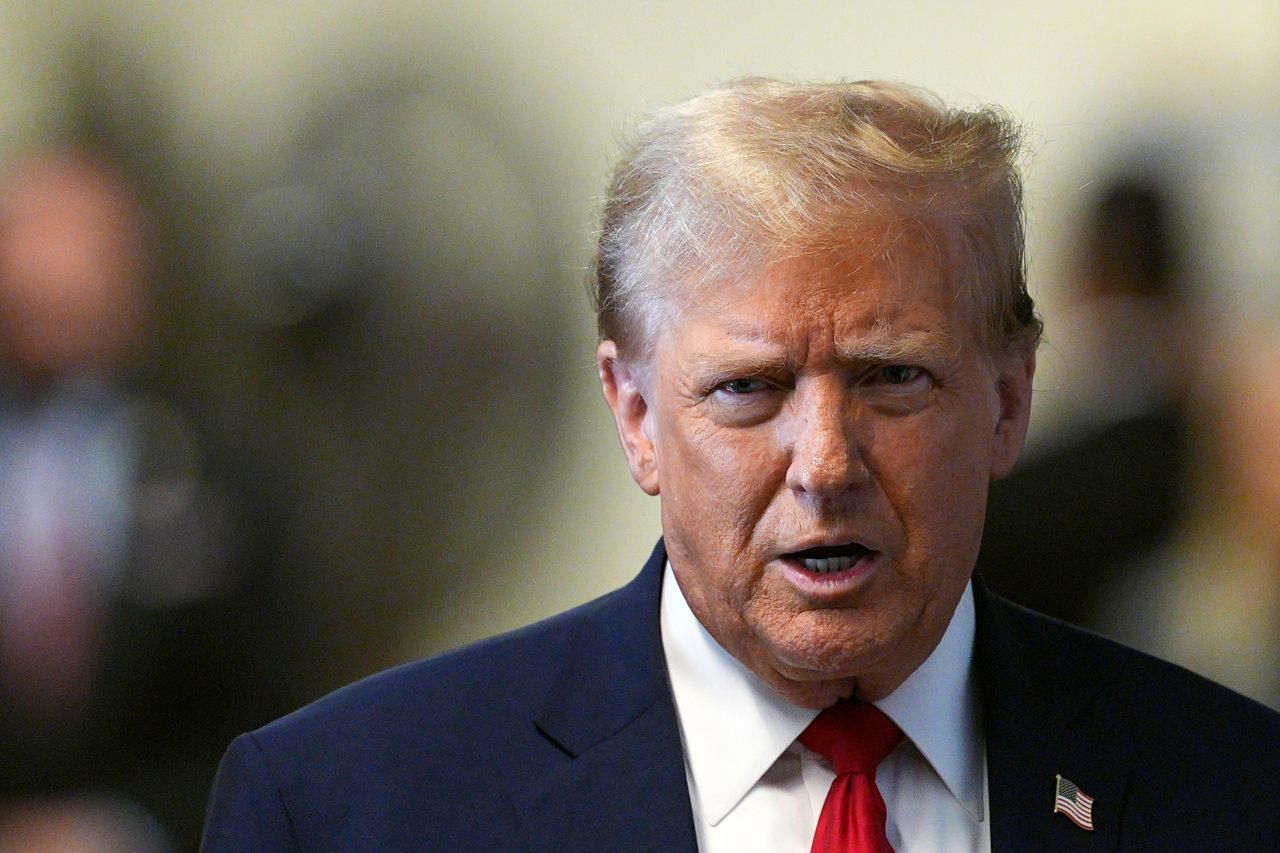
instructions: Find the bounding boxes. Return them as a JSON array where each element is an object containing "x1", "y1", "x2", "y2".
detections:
[
  {"x1": 597, "y1": 340, "x2": 660, "y2": 495},
  {"x1": 989, "y1": 346, "x2": 1036, "y2": 480}
]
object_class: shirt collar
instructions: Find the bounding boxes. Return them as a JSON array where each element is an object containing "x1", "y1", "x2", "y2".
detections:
[
  {"x1": 660, "y1": 562, "x2": 816, "y2": 825},
  {"x1": 660, "y1": 562, "x2": 983, "y2": 824},
  {"x1": 874, "y1": 581, "x2": 985, "y2": 820}
]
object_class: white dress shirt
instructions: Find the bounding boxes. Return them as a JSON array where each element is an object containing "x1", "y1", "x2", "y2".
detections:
[{"x1": 660, "y1": 563, "x2": 989, "y2": 852}]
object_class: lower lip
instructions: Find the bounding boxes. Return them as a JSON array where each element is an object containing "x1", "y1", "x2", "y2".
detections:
[{"x1": 778, "y1": 553, "x2": 881, "y2": 597}]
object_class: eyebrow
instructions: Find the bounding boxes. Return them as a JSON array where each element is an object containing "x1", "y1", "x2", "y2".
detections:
[
  {"x1": 835, "y1": 328, "x2": 959, "y2": 364},
  {"x1": 690, "y1": 350, "x2": 793, "y2": 378},
  {"x1": 691, "y1": 324, "x2": 960, "y2": 378}
]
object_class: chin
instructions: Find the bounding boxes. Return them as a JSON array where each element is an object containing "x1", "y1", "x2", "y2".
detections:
[
  {"x1": 752, "y1": 641, "x2": 871, "y2": 707},
  {"x1": 776, "y1": 611, "x2": 891, "y2": 666},
  {"x1": 766, "y1": 672, "x2": 859, "y2": 709}
]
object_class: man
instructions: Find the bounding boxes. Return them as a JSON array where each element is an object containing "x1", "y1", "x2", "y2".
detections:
[
  {"x1": 0, "y1": 148, "x2": 298, "y2": 851},
  {"x1": 202, "y1": 80, "x2": 1280, "y2": 851}
]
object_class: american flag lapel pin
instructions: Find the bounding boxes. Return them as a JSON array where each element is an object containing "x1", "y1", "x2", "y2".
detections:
[{"x1": 1053, "y1": 774, "x2": 1096, "y2": 831}]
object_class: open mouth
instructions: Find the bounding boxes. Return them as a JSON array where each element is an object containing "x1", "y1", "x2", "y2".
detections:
[{"x1": 784, "y1": 542, "x2": 875, "y2": 574}]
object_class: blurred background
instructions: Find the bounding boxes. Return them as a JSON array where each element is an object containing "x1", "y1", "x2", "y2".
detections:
[{"x1": 0, "y1": 1, "x2": 1275, "y2": 849}]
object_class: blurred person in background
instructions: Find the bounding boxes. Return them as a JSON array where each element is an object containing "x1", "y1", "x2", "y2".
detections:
[
  {"x1": 0, "y1": 147, "x2": 296, "y2": 851},
  {"x1": 1095, "y1": 326, "x2": 1280, "y2": 709},
  {"x1": 979, "y1": 175, "x2": 1198, "y2": 627}
]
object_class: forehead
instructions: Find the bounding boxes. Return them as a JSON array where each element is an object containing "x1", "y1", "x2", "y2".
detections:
[{"x1": 665, "y1": 233, "x2": 977, "y2": 352}]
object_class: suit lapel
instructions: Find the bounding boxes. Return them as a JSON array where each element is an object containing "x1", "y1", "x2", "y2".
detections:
[
  {"x1": 514, "y1": 541, "x2": 698, "y2": 852},
  {"x1": 975, "y1": 577, "x2": 1131, "y2": 852},
  {"x1": 514, "y1": 551, "x2": 1139, "y2": 851}
]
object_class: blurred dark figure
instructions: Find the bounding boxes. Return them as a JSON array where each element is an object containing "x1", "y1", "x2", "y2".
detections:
[
  {"x1": 0, "y1": 148, "x2": 296, "y2": 851},
  {"x1": 1094, "y1": 327, "x2": 1280, "y2": 709},
  {"x1": 978, "y1": 175, "x2": 1197, "y2": 626}
]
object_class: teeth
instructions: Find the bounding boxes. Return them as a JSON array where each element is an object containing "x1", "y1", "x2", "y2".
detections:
[{"x1": 802, "y1": 556, "x2": 858, "y2": 574}]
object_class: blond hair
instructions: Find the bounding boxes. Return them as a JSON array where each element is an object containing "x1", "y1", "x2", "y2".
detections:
[{"x1": 591, "y1": 78, "x2": 1041, "y2": 357}]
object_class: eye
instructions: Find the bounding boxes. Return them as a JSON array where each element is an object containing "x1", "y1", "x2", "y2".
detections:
[
  {"x1": 879, "y1": 365, "x2": 923, "y2": 385},
  {"x1": 716, "y1": 377, "x2": 771, "y2": 395},
  {"x1": 861, "y1": 364, "x2": 933, "y2": 400},
  {"x1": 706, "y1": 374, "x2": 783, "y2": 425},
  {"x1": 859, "y1": 364, "x2": 933, "y2": 413}
]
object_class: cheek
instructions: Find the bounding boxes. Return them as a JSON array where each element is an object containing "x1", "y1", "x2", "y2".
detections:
[
  {"x1": 869, "y1": 412, "x2": 994, "y2": 544},
  {"x1": 667, "y1": 420, "x2": 783, "y2": 532}
]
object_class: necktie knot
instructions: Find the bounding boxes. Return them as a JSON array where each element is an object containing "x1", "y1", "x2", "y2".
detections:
[
  {"x1": 799, "y1": 701, "x2": 903, "y2": 852},
  {"x1": 799, "y1": 701, "x2": 902, "y2": 776}
]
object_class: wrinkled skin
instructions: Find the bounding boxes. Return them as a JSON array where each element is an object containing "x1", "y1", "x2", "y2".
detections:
[{"x1": 599, "y1": 236, "x2": 1034, "y2": 708}]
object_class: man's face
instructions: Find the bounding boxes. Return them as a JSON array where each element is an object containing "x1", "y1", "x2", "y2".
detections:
[
  {"x1": 0, "y1": 155, "x2": 149, "y2": 381},
  {"x1": 600, "y1": 234, "x2": 1034, "y2": 708}
]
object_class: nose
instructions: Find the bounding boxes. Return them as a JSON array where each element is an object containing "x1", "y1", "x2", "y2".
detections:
[{"x1": 784, "y1": 385, "x2": 867, "y2": 500}]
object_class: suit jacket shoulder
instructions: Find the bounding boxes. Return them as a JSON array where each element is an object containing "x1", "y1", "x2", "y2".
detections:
[
  {"x1": 201, "y1": 542, "x2": 697, "y2": 852},
  {"x1": 977, "y1": 581, "x2": 1280, "y2": 851},
  {"x1": 205, "y1": 547, "x2": 1280, "y2": 852}
]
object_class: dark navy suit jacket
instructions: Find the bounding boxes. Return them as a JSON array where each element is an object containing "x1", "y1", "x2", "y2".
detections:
[{"x1": 203, "y1": 541, "x2": 1280, "y2": 851}]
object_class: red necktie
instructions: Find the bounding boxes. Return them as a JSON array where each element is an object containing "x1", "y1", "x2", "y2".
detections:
[{"x1": 799, "y1": 701, "x2": 904, "y2": 853}]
